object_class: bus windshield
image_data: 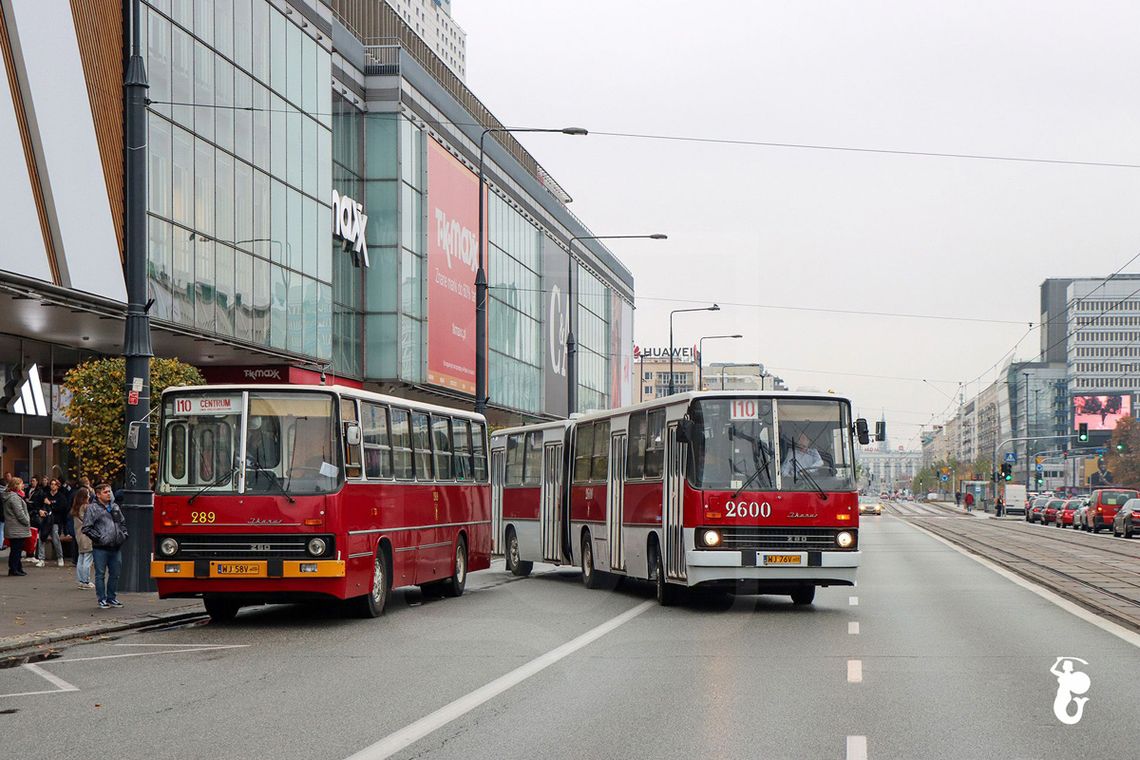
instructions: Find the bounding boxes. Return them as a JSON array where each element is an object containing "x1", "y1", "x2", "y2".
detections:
[
  {"x1": 160, "y1": 391, "x2": 341, "y2": 495},
  {"x1": 686, "y1": 397, "x2": 855, "y2": 493}
]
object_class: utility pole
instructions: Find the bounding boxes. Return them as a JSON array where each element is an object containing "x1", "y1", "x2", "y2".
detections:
[
  {"x1": 1024, "y1": 372, "x2": 1031, "y2": 491},
  {"x1": 120, "y1": 0, "x2": 154, "y2": 592}
]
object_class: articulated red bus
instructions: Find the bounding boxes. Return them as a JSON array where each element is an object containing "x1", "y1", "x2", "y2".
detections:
[
  {"x1": 490, "y1": 392, "x2": 868, "y2": 605},
  {"x1": 151, "y1": 384, "x2": 491, "y2": 621}
]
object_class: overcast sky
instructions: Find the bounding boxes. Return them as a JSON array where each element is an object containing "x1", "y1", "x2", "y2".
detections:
[{"x1": 452, "y1": 0, "x2": 1140, "y2": 448}]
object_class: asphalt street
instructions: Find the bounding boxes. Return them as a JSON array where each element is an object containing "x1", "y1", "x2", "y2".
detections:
[{"x1": 2, "y1": 509, "x2": 1138, "y2": 760}]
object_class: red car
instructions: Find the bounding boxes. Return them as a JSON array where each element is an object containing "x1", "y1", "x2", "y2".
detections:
[
  {"x1": 1084, "y1": 489, "x2": 1139, "y2": 533},
  {"x1": 1057, "y1": 498, "x2": 1084, "y2": 528},
  {"x1": 1041, "y1": 498, "x2": 1066, "y2": 525}
]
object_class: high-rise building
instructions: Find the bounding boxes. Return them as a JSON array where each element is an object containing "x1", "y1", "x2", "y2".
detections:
[{"x1": 383, "y1": 0, "x2": 466, "y2": 79}]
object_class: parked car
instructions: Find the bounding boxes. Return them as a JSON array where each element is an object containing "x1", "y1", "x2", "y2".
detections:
[
  {"x1": 1027, "y1": 496, "x2": 1050, "y2": 524},
  {"x1": 1057, "y1": 498, "x2": 1084, "y2": 528},
  {"x1": 1074, "y1": 503, "x2": 1090, "y2": 530},
  {"x1": 925, "y1": 492, "x2": 939, "y2": 501},
  {"x1": 858, "y1": 495, "x2": 883, "y2": 516},
  {"x1": 1084, "y1": 489, "x2": 1139, "y2": 533},
  {"x1": 1111, "y1": 499, "x2": 1140, "y2": 538},
  {"x1": 1041, "y1": 498, "x2": 1066, "y2": 525}
]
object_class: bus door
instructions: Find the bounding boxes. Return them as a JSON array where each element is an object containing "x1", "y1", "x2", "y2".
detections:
[
  {"x1": 491, "y1": 447, "x2": 506, "y2": 555},
  {"x1": 607, "y1": 432, "x2": 627, "y2": 572},
  {"x1": 541, "y1": 441, "x2": 563, "y2": 562},
  {"x1": 663, "y1": 422, "x2": 687, "y2": 581}
]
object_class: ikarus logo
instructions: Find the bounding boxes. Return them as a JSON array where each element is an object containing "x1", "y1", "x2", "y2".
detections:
[{"x1": 4, "y1": 363, "x2": 48, "y2": 416}]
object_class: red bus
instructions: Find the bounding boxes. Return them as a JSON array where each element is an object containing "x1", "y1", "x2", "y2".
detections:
[
  {"x1": 151, "y1": 384, "x2": 491, "y2": 621},
  {"x1": 490, "y1": 392, "x2": 869, "y2": 605}
]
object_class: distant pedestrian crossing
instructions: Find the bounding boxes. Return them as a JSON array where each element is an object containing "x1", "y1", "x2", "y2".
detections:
[{"x1": 884, "y1": 501, "x2": 958, "y2": 518}]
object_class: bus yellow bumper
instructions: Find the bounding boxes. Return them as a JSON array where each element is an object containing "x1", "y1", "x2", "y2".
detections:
[{"x1": 151, "y1": 560, "x2": 346, "y2": 579}]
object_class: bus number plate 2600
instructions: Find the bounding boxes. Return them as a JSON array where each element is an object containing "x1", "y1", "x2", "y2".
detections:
[
  {"x1": 215, "y1": 563, "x2": 260, "y2": 576},
  {"x1": 760, "y1": 553, "x2": 802, "y2": 566}
]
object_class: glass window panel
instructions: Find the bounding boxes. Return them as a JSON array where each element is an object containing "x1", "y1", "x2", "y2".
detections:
[
  {"x1": 147, "y1": 11, "x2": 172, "y2": 118},
  {"x1": 365, "y1": 313, "x2": 398, "y2": 379},
  {"x1": 252, "y1": 83, "x2": 270, "y2": 168},
  {"x1": 411, "y1": 412, "x2": 433, "y2": 481},
  {"x1": 286, "y1": 269, "x2": 303, "y2": 353},
  {"x1": 270, "y1": 7, "x2": 286, "y2": 94},
  {"x1": 431, "y1": 416, "x2": 453, "y2": 480},
  {"x1": 194, "y1": 238, "x2": 215, "y2": 332},
  {"x1": 270, "y1": 263, "x2": 287, "y2": 349},
  {"x1": 574, "y1": 424, "x2": 594, "y2": 483},
  {"x1": 214, "y1": 57, "x2": 234, "y2": 153},
  {"x1": 214, "y1": 0, "x2": 232, "y2": 58},
  {"x1": 287, "y1": 21, "x2": 301, "y2": 107},
  {"x1": 505, "y1": 433, "x2": 524, "y2": 486},
  {"x1": 193, "y1": 0, "x2": 213, "y2": 45},
  {"x1": 215, "y1": 151, "x2": 234, "y2": 243},
  {"x1": 287, "y1": 189, "x2": 302, "y2": 270},
  {"x1": 194, "y1": 139, "x2": 214, "y2": 235},
  {"x1": 362, "y1": 403, "x2": 392, "y2": 479},
  {"x1": 592, "y1": 421, "x2": 610, "y2": 481},
  {"x1": 317, "y1": 45, "x2": 331, "y2": 129},
  {"x1": 148, "y1": 114, "x2": 172, "y2": 218},
  {"x1": 147, "y1": 216, "x2": 173, "y2": 321},
  {"x1": 365, "y1": 113, "x2": 397, "y2": 180},
  {"x1": 170, "y1": 0, "x2": 191, "y2": 27},
  {"x1": 471, "y1": 422, "x2": 487, "y2": 482},
  {"x1": 303, "y1": 277, "x2": 317, "y2": 356},
  {"x1": 234, "y1": 160, "x2": 253, "y2": 249},
  {"x1": 215, "y1": 244, "x2": 234, "y2": 336},
  {"x1": 251, "y1": 0, "x2": 270, "y2": 83},
  {"x1": 627, "y1": 411, "x2": 646, "y2": 479},
  {"x1": 317, "y1": 202, "x2": 332, "y2": 283},
  {"x1": 399, "y1": 249, "x2": 419, "y2": 317},
  {"x1": 193, "y1": 41, "x2": 214, "y2": 142},
  {"x1": 252, "y1": 169, "x2": 271, "y2": 259},
  {"x1": 390, "y1": 408, "x2": 412, "y2": 480},
  {"x1": 234, "y1": 71, "x2": 253, "y2": 163},
  {"x1": 452, "y1": 419, "x2": 472, "y2": 481},
  {"x1": 645, "y1": 409, "x2": 666, "y2": 479},
  {"x1": 365, "y1": 180, "x2": 397, "y2": 247},
  {"x1": 234, "y1": 250, "x2": 253, "y2": 341},
  {"x1": 302, "y1": 117, "x2": 317, "y2": 196},
  {"x1": 170, "y1": 26, "x2": 193, "y2": 128},
  {"x1": 234, "y1": 0, "x2": 252, "y2": 71},
  {"x1": 271, "y1": 178, "x2": 287, "y2": 264},
  {"x1": 286, "y1": 107, "x2": 301, "y2": 188},
  {"x1": 317, "y1": 283, "x2": 332, "y2": 360},
  {"x1": 271, "y1": 93, "x2": 287, "y2": 178},
  {"x1": 318, "y1": 126, "x2": 331, "y2": 207},
  {"x1": 303, "y1": 195, "x2": 317, "y2": 276},
  {"x1": 399, "y1": 317, "x2": 422, "y2": 382},
  {"x1": 523, "y1": 431, "x2": 542, "y2": 486},
  {"x1": 253, "y1": 256, "x2": 270, "y2": 344},
  {"x1": 302, "y1": 31, "x2": 316, "y2": 114},
  {"x1": 172, "y1": 224, "x2": 193, "y2": 324}
]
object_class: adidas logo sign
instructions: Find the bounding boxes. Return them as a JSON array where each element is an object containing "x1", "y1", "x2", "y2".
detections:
[{"x1": 6, "y1": 363, "x2": 48, "y2": 416}]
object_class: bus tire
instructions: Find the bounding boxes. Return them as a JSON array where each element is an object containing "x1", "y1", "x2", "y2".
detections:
[
  {"x1": 581, "y1": 531, "x2": 603, "y2": 590},
  {"x1": 203, "y1": 596, "x2": 240, "y2": 623},
  {"x1": 442, "y1": 537, "x2": 468, "y2": 598},
  {"x1": 790, "y1": 586, "x2": 816, "y2": 605},
  {"x1": 505, "y1": 528, "x2": 533, "y2": 577},
  {"x1": 353, "y1": 545, "x2": 391, "y2": 618},
  {"x1": 654, "y1": 548, "x2": 680, "y2": 607}
]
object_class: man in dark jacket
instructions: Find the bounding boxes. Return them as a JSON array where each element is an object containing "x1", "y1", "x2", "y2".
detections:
[{"x1": 82, "y1": 483, "x2": 127, "y2": 609}]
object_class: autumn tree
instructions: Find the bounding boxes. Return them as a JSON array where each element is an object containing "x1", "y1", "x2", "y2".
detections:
[
  {"x1": 1105, "y1": 416, "x2": 1140, "y2": 487},
  {"x1": 63, "y1": 357, "x2": 204, "y2": 484}
]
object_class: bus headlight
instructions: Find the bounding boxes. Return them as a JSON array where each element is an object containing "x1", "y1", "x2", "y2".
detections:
[
  {"x1": 835, "y1": 531, "x2": 855, "y2": 549},
  {"x1": 159, "y1": 538, "x2": 179, "y2": 557},
  {"x1": 700, "y1": 529, "x2": 721, "y2": 547},
  {"x1": 307, "y1": 538, "x2": 328, "y2": 557}
]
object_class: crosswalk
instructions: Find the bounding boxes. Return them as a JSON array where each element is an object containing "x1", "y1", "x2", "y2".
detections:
[{"x1": 884, "y1": 501, "x2": 958, "y2": 518}]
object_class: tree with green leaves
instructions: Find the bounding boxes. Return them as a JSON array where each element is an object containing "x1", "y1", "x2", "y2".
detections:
[
  {"x1": 1106, "y1": 416, "x2": 1140, "y2": 488},
  {"x1": 63, "y1": 357, "x2": 204, "y2": 484}
]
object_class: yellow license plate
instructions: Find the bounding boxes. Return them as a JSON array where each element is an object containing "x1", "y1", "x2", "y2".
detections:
[
  {"x1": 215, "y1": 562, "x2": 261, "y2": 576},
  {"x1": 761, "y1": 554, "x2": 803, "y2": 566}
]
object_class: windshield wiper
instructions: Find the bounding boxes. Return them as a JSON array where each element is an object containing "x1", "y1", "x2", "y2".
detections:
[
  {"x1": 188, "y1": 463, "x2": 238, "y2": 505},
  {"x1": 248, "y1": 455, "x2": 295, "y2": 504},
  {"x1": 732, "y1": 442, "x2": 773, "y2": 499},
  {"x1": 790, "y1": 459, "x2": 829, "y2": 501}
]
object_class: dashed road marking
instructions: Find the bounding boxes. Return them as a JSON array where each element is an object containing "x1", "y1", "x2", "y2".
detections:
[
  {"x1": 847, "y1": 659, "x2": 863, "y2": 683},
  {"x1": 849, "y1": 595, "x2": 859, "y2": 606},
  {"x1": 846, "y1": 735, "x2": 868, "y2": 760},
  {"x1": 848, "y1": 621, "x2": 859, "y2": 635}
]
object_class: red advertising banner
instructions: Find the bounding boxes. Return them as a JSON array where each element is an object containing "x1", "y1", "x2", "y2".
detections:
[{"x1": 426, "y1": 139, "x2": 484, "y2": 396}]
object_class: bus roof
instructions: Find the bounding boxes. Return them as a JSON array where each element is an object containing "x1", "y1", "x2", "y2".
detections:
[
  {"x1": 570, "y1": 390, "x2": 853, "y2": 422},
  {"x1": 491, "y1": 419, "x2": 574, "y2": 439},
  {"x1": 162, "y1": 384, "x2": 488, "y2": 422}
]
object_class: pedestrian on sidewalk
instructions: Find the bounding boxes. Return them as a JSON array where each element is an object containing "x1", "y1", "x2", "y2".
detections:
[
  {"x1": 82, "y1": 483, "x2": 127, "y2": 608},
  {"x1": 3, "y1": 477, "x2": 32, "y2": 576},
  {"x1": 70, "y1": 486, "x2": 94, "y2": 589},
  {"x1": 36, "y1": 478, "x2": 66, "y2": 567},
  {"x1": 995, "y1": 496, "x2": 1004, "y2": 518},
  {"x1": 954, "y1": 491, "x2": 961, "y2": 507},
  {"x1": 964, "y1": 492, "x2": 975, "y2": 512}
]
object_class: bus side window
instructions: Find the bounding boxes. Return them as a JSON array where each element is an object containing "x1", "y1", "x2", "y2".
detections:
[
  {"x1": 452, "y1": 419, "x2": 472, "y2": 481},
  {"x1": 505, "y1": 433, "x2": 525, "y2": 486},
  {"x1": 390, "y1": 408, "x2": 413, "y2": 480},
  {"x1": 471, "y1": 421, "x2": 488, "y2": 482},
  {"x1": 644, "y1": 409, "x2": 666, "y2": 479},
  {"x1": 592, "y1": 421, "x2": 610, "y2": 481},
  {"x1": 167, "y1": 422, "x2": 187, "y2": 484},
  {"x1": 363, "y1": 403, "x2": 394, "y2": 479},
  {"x1": 411, "y1": 412, "x2": 434, "y2": 481},
  {"x1": 341, "y1": 397, "x2": 363, "y2": 480},
  {"x1": 523, "y1": 431, "x2": 542, "y2": 486},
  {"x1": 627, "y1": 412, "x2": 647, "y2": 479},
  {"x1": 574, "y1": 423, "x2": 594, "y2": 483},
  {"x1": 432, "y1": 415, "x2": 453, "y2": 480}
]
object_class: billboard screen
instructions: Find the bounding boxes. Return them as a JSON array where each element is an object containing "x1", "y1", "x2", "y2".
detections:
[
  {"x1": 426, "y1": 139, "x2": 483, "y2": 396},
  {"x1": 1073, "y1": 394, "x2": 1131, "y2": 431}
]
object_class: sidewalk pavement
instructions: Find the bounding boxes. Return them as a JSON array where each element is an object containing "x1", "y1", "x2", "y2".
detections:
[{"x1": 0, "y1": 547, "x2": 204, "y2": 655}]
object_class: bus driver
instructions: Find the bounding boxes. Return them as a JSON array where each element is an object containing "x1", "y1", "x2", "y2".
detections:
[{"x1": 782, "y1": 433, "x2": 824, "y2": 477}]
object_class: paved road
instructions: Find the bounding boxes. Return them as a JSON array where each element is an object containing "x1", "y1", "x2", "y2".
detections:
[{"x1": 3, "y1": 517, "x2": 1138, "y2": 759}]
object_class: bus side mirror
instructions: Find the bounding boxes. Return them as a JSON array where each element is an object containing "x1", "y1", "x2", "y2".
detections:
[
  {"x1": 346, "y1": 423, "x2": 361, "y2": 447},
  {"x1": 855, "y1": 418, "x2": 870, "y2": 446},
  {"x1": 677, "y1": 419, "x2": 695, "y2": 444},
  {"x1": 875, "y1": 420, "x2": 887, "y2": 442}
]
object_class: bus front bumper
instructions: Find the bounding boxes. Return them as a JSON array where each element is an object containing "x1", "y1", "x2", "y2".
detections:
[
  {"x1": 684, "y1": 549, "x2": 860, "y2": 587},
  {"x1": 151, "y1": 559, "x2": 346, "y2": 580}
]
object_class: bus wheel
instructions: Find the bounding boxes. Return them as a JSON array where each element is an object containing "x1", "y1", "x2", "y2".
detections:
[
  {"x1": 506, "y1": 529, "x2": 533, "y2": 577},
  {"x1": 581, "y1": 533, "x2": 603, "y2": 590},
  {"x1": 654, "y1": 549, "x2": 680, "y2": 607},
  {"x1": 442, "y1": 537, "x2": 468, "y2": 598},
  {"x1": 353, "y1": 547, "x2": 390, "y2": 618},
  {"x1": 203, "y1": 596, "x2": 240, "y2": 623},
  {"x1": 790, "y1": 586, "x2": 816, "y2": 606}
]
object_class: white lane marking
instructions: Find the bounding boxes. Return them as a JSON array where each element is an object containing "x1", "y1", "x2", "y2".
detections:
[
  {"x1": 57, "y1": 645, "x2": 249, "y2": 664},
  {"x1": 23, "y1": 663, "x2": 78, "y2": 691},
  {"x1": 846, "y1": 735, "x2": 868, "y2": 760},
  {"x1": 345, "y1": 601, "x2": 655, "y2": 760},
  {"x1": 849, "y1": 596, "x2": 859, "y2": 606},
  {"x1": 848, "y1": 621, "x2": 860, "y2": 635},
  {"x1": 847, "y1": 659, "x2": 863, "y2": 683},
  {"x1": 899, "y1": 519, "x2": 1140, "y2": 649}
]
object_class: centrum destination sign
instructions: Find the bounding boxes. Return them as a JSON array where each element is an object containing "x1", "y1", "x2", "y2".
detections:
[{"x1": 172, "y1": 396, "x2": 241, "y2": 415}]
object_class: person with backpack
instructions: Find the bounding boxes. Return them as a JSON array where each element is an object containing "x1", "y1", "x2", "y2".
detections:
[
  {"x1": 82, "y1": 483, "x2": 128, "y2": 608},
  {"x1": 3, "y1": 477, "x2": 32, "y2": 576}
]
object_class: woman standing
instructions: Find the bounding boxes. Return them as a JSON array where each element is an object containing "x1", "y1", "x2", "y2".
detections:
[
  {"x1": 70, "y1": 487, "x2": 94, "y2": 588},
  {"x1": 3, "y1": 477, "x2": 32, "y2": 576},
  {"x1": 35, "y1": 478, "x2": 65, "y2": 566}
]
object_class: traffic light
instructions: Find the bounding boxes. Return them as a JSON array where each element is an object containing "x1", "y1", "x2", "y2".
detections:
[
  {"x1": 1116, "y1": 440, "x2": 1127, "y2": 453},
  {"x1": 1001, "y1": 463, "x2": 1013, "y2": 481},
  {"x1": 1036, "y1": 477, "x2": 1045, "y2": 486},
  {"x1": 1078, "y1": 423, "x2": 1089, "y2": 442}
]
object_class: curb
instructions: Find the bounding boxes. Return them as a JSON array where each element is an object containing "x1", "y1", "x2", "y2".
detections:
[{"x1": 0, "y1": 607, "x2": 205, "y2": 658}]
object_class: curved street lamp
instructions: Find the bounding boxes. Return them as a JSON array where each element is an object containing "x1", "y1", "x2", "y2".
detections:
[
  {"x1": 669, "y1": 304, "x2": 720, "y2": 395},
  {"x1": 697, "y1": 334, "x2": 743, "y2": 390}
]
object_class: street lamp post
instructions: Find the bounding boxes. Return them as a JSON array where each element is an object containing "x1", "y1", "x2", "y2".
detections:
[
  {"x1": 697, "y1": 334, "x2": 742, "y2": 390},
  {"x1": 669, "y1": 305, "x2": 720, "y2": 395},
  {"x1": 566, "y1": 233, "x2": 666, "y2": 414},
  {"x1": 475, "y1": 126, "x2": 587, "y2": 416}
]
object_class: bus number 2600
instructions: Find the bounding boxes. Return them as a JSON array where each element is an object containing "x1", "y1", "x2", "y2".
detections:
[{"x1": 724, "y1": 501, "x2": 771, "y2": 519}]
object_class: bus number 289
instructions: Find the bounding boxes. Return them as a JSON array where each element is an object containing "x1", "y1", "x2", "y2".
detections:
[{"x1": 724, "y1": 501, "x2": 771, "y2": 519}]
